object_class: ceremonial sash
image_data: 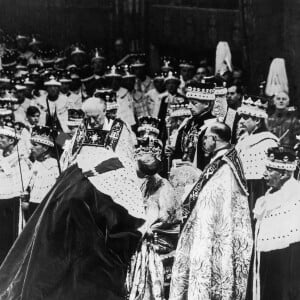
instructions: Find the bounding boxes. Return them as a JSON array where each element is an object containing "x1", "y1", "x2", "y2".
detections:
[
  {"x1": 181, "y1": 147, "x2": 248, "y2": 230},
  {"x1": 180, "y1": 155, "x2": 225, "y2": 230}
]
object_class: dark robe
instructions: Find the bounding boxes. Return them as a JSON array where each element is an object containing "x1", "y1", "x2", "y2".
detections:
[
  {"x1": 0, "y1": 197, "x2": 20, "y2": 264},
  {"x1": 173, "y1": 110, "x2": 214, "y2": 170},
  {"x1": 0, "y1": 163, "x2": 144, "y2": 300},
  {"x1": 260, "y1": 243, "x2": 300, "y2": 300}
]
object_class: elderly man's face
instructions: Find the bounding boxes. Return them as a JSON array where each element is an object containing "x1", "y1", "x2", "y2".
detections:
[
  {"x1": 188, "y1": 99, "x2": 209, "y2": 116},
  {"x1": 263, "y1": 167, "x2": 284, "y2": 189},
  {"x1": 85, "y1": 104, "x2": 106, "y2": 130}
]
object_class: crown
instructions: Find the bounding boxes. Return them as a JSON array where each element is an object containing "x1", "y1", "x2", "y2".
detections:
[
  {"x1": 105, "y1": 65, "x2": 122, "y2": 78},
  {"x1": 58, "y1": 71, "x2": 72, "y2": 83},
  {"x1": 91, "y1": 48, "x2": 105, "y2": 61},
  {"x1": 44, "y1": 75, "x2": 61, "y2": 87},
  {"x1": 135, "y1": 136, "x2": 163, "y2": 161},
  {"x1": 0, "y1": 90, "x2": 18, "y2": 102},
  {"x1": 186, "y1": 81, "x2": 215, "y2": 101},
  {"x1": 29, "y1": 36, "x2": 41, "y2": 47},
  {"x1": 164, "y1": 71, "x2": 180, "y2": 83},
  {"x1": 67, "y1": 109, "x2": 84, "y2": 127},
  {"x1": 2, "y1": 51, "x2": 18, "y2": 68},
  {"x1": 0, "y1": 70, "x2": 14, "y2": 83},
  {"x1": 266, "y1": 146, "x2": 297, "y2": 171},
  {"x1": 131, "y1": 54, "x2": 146, "y2": 67},
  {"x1": 0, "y1": 120, "x2": 21, "y2": 140},
  {"x1": 170, "y1": 100, "x2": 191, "y2": 118},
  {"x1": 237, "y1": 95, "x2": 268, "y2": 119},
  {"x1": 122, "y1": 65, "x2": 136, "y2": 79},
  {"x1": 161, "y1": 57, "x2": 174, "y2": 72},
  {"x1": 94, "y1": 88, "x2": 118, "y2": 111},
  {"x1": 137, "y1": 116, "x2": 160, "y2": 137},
  {"x1": 71, "y1": 44, "x2": 86, "y2": 56},
  {"x1": 0, "y1": 99, "x2": 13, "y2": 116},
  {"x1": 179, "y1": 59, "x2": 194, "y2": 69},
  {"x1": 31, "y1": 125, "x2": 55, "y2": 147}
]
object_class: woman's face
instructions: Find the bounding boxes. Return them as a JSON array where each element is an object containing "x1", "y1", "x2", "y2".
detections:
[{"x1": 136, "y1": 153, "x2": 159, "y2": 178}]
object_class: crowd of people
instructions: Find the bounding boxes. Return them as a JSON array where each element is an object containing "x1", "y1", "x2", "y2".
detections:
[{"x1": 0, "y1": 31, "x2": 300, "y2": 300}]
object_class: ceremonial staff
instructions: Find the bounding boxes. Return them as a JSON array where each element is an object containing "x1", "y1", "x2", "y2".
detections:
[
  {"x1": 45, "y1": 97, "x2": 62, "y2": 174},
  {"x1": 13, "y1": 126, "x2": 27, "y2": 232},
  {"x1": 166, "y1": 116, "x2": 172, "y2": 178}
]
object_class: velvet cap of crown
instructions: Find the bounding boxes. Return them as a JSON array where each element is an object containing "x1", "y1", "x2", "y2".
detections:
[
  {"x1": 131, "y1": 54, "x2": 146, "y2": 68},
  {"x1": 44, "y1": 75, "x2": 61, "y2": 87},
  {"x1": 94, "y1": 88, "x2": 118, "y2": 111},
  {"x1": 266, "y1": 146, "x2": 297, "y2": 171},
  {"x1": 0, "y1": 99, "x2": 13, "y2": 116},
  {"x1": 186, "y1": 80, "x2": 215, "y2": 101},
  {"x1": 31, "y1": 125, "x2": 55, "y2": 147},
  {"x1": 70, "y1": 44, "x2": 86, "y2": 56},
  {"x1": 135, "y1": 136, "x2": 163, "y2": 161},
  {"x1": 29, "y1": 36, "x2": 42, "y2": 47},
  {"x1": 161, "y1": 57, "x2": 174, "y2": 72},
  {"x1": 12, "y1": 77, "x2": 26, "y2": 91},
  {"x1": 0, "y1": 90, "x2": 18, "y2": 102},
  {"x1": 0, "y1": 120, "x2": 21, "y2": 140},
  {"x1": 237, "y1": 95, "x2": 268, "y2": 119},
  {"x1": 104, "y1": 65, "x2": 122, "y2": 78},
  {"x1": 137, "y1": 116, "x2": 160, "y2": 137},
  {"x1": 179, "y1": 59, "x2": 194, "y2": 69},
  {"x1": 23, "y1": 75, "x2": 35, "y2": 86},
  {"x1": 40, "y1": 48, "x2": 57, "y2": 65},
  {"x1": 91, "y1": 48, "x2": 105, "y2": 62},
  {"x1": 0, "y1": 70, "x2": 14, "y2": 83},
  {"x1": 2, "y1": 51, "x2": 18, "y2": 68},
  {"x1": 164, "y1": 70, "x2": 180, "y2": 83},
  {"x1": 122, "y1": 65, "x2": 136, "y2": 79},
  {"x1": 80, "y1": 66, "x2": 95, "y2": 82},
  {"x1": 67, "y1": 109, "x2": 84, "y2": 127},
  {"x1": 58, "y1": 71, "x2": 72, "y2": 83}
]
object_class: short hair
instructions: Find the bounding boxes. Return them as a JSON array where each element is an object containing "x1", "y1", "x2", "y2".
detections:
[
  {"x1": 228, "y1": 84, "x2": 243, "y2": 95},
  {"x1": 26, "y1": 106, "x2": 40, "y2": 117},
  {"x1": 82, "y1": 97, "x2": 106, "y2": 115},
  {"x1": 209, "y1": 122, "x2": 232, "y2": 143}
]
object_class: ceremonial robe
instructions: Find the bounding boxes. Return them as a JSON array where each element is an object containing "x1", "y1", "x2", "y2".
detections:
[{"x1": 169, "y1": 148, "x2": 253, "y2": 300}]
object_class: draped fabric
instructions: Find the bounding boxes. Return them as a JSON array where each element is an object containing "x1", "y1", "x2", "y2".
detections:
[
  {"x1": 169, "y1": 149, "x2": 253, "y2": 300},
  {"x1": 0, "y1": 197, "x2": 20, "y2": 264},
  {"x1": 127, "y1": 175, "x2": 180, "y2": 300},
  {"x1": 0, "y1": 162, "x2": 144, "y2": 300}
]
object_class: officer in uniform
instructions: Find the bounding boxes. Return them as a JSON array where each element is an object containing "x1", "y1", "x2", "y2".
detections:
[{"x1": 170, "y1": 80, "x2": 216, "y2": 171}]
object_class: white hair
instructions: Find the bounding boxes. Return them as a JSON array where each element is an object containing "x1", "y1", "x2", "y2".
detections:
[{"x1": 81, "y1": 97, "x2": 106, "y2": 115}]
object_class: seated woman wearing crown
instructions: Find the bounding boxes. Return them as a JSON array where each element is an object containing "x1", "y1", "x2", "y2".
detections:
[
  {"x1": 0, "y1": 97, "x2": 145, "y2": 300},
  {"x1": 127, "y1": 135, "x2": 180, "y2": 300}
]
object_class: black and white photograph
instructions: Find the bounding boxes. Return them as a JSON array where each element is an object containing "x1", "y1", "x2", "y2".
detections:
[{"x1": 0, "y1": 0, "x2": 300, "y2": 299}]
